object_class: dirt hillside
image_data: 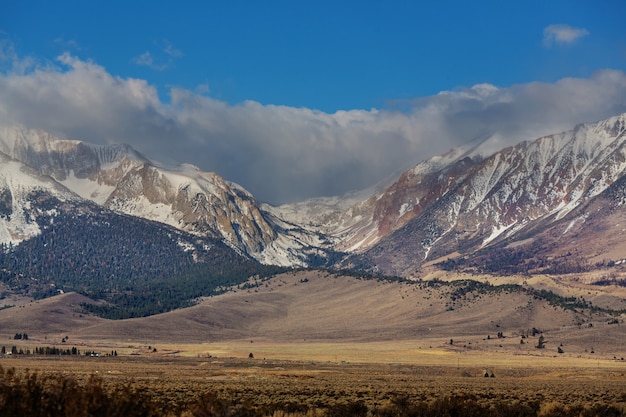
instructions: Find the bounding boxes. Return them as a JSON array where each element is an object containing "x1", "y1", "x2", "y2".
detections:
[{"x1": 1, "y1": 271, "x2": 624, "y2": 359}]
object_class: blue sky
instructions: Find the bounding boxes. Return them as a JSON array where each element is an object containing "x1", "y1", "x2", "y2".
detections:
[
  {"x1": 2, "y1": 1, "x2": 626, "y2": 202},
  {"x1": 4, "y1": 0, "x2": 624, "y2": 111}
]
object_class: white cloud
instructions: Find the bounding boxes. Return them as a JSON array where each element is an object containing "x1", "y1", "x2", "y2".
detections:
[
  {"x1": 133, "y1": 51, "x2": 155, "y2": 67},
  {"x1": 195, "y1": 83, "x2": 210, "y2": 94},
  {"x1": 132, "y1": 40, "x2": 183, "y2": 71},
  {"x1": 543, "y1": 24, "x2": 589, "y2": 47},
  {"x1": 53, "y1": 37, "x2": 81, "y2": 51},
  {"x1": 0, "y1": 39, "x2": 38, "y2": 74},
  {"x1": 1, "y1": 52, "x2": 626, "y2": 204},
  {"x1": 162, "y1": 40, "x2": 183, "y2": 59}
]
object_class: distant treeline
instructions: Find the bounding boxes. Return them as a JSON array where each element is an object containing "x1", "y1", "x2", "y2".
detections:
[{"x1": 1, "y1": 345, "x2": 90, "y2": 356}]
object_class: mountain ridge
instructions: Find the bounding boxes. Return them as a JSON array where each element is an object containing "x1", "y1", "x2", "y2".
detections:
[
  {"x1": 342, "y1": 113, "x2": 626, "y2": 275},
  {"x1": 1, "y1": 113, "x2": 626, "y2": 278}
]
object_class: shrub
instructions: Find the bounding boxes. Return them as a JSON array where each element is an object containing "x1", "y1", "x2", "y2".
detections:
[{"x1": 0, "y1": 365, "x2": 162, "y2": 417}]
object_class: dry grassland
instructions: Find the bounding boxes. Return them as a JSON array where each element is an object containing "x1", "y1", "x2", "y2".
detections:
[
  {"x1": 1, "y1": 270, "x2": 626, "y2": 415},
  {"x1": 2, "y1": 352, "x2": 626, "y2": 416}
]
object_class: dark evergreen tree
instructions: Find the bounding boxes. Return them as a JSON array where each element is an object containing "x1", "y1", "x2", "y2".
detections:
[{"x1": 0, "y1": 194, "x2": 287, "y2": 319}]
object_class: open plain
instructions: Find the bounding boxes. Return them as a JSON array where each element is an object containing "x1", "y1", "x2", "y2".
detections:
[
  {"x1": 2, "y1": 349, "x2": 626, "y2": 416},
  {"x1": 1, "y1": 270, "x2": 626, "y2": 415}
]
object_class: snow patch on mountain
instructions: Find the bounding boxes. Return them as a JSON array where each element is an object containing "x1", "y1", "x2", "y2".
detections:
[
  {"x1": 58, "y1": 170, "x2": 116, "y2": 205},
  {"x1": 0, "y1": 153, "x2": 77, "y2": 246},
  {"x1": 563, "y1": 215, "x2": 587, "y2": 235}
]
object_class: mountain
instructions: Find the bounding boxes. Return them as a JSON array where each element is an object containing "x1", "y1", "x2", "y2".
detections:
[
  {"x1": 341, "y1": 113, "x2": 626, "y2": 275},
  {"x1": 2, "y1": 113, "x2": 626, "y2": 282},
  {"x1": 0, "y1": 150, "x2": 286, "y2": 317},
  {"x1": 273, "y1": 143, "x2": 488, "y2": 255},
  {"x1": 0, "y1": 127, "x2": 150, "y2": 204},
  {"x1": 456, "y1": 169, "x2": 626, "y2": 276},
  {"x1": 0, "y1": 126, "x2": 338, "y2": 267},
  {"x1": 0, "y1": 151, "x2": 79, "y2": 246}
]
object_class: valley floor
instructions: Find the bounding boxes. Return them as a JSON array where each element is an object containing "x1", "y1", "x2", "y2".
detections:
[
  {"x1": 2, "y1": 265, "x2": 626, "y2": 415},
  {"x1": 1, "y1": 352, "x2": 626, "y2": 416}
]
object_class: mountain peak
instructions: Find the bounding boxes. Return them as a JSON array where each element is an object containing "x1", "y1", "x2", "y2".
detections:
[
  {"x1": 3, "y1": 112, "x2": 626, "y2": 273},
  {"x1": 85, "y1": 142, "x2": 150, "y2": 166}
]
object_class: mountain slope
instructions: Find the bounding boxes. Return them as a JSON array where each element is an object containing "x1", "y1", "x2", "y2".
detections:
[
  {"x1": 459, "y1": 170, "x2": 626, "y2": 276},
  {"x1": 4, "y1": 271, "x2": 624, "y2": 356},
  {"x1": 0, "y1": 152, "x2": 285, "y2": 317},
  {"x1": 0, "y1": 126, "x2": 337, "y2": 267},
  {"x1": 0, "y1": 126, "x2": 149, "y2": 205},
  {"x1": 271, "y1": 137, "x2": 498, "y2": 255},
  {"x1": 344, "y1": 114, "x2": 626, "y2": 275},
  {"x1": 0, "y1": 151, "x2": 79, "y2": 246}
]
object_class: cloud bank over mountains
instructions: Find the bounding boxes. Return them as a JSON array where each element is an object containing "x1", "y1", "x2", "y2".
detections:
[{"x1": 1, "y1": 49, "x2": 626, "y2": 204}]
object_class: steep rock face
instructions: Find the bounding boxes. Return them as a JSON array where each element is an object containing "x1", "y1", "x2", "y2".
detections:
[
  {"x1": 99, "y1": 162, "x2": 336, "y2": 266},
  {"x1": 0, "y1": 152, "x2": 78, "y2": 246},
  {"x1": 347, "y1": 114, "x2": 626, "y2": 275},
  {"x1": 105, "y1": 164, "x2": 278, "y2": 255},
  {"x1": 360, "y1": 149, "x2": 479, "y2": 249},
  {"x1": 0, "y1": 126, "x2": 148, "y2": 204},
  {"x1": 515, "y1": 172, "x2": 626, "y2": 268}
]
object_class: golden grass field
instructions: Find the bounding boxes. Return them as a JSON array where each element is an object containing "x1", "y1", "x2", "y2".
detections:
[
  {"x1": 2, "y1": 350, "x2": 626, "y2": 416},
  {"x1": 1, "y1": 270, "x2": 626, "y2": 415}
]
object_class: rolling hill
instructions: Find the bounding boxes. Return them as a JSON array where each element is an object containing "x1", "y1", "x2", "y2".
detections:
[{"x1": 1, "y1": 271, "x2": 624, "y2": 359}]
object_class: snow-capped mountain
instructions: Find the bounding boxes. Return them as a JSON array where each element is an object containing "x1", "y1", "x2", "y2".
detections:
[
  {"x1": 2, "y1": 113, "x2": 626, "y2": 276},
  {"x1": 343, "y1": 113, "x2": 626, "y2": 275},
  {"x1": 0, "y1": 126, "x2": 336, "y2": 266},
  {"x1": 0, "y1": 126, "x2": 149, "y2": 205}
]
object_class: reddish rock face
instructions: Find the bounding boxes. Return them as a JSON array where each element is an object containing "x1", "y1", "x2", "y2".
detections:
[{"x1": 342, "y1": 114, "x2": 626, "y2": 275}]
